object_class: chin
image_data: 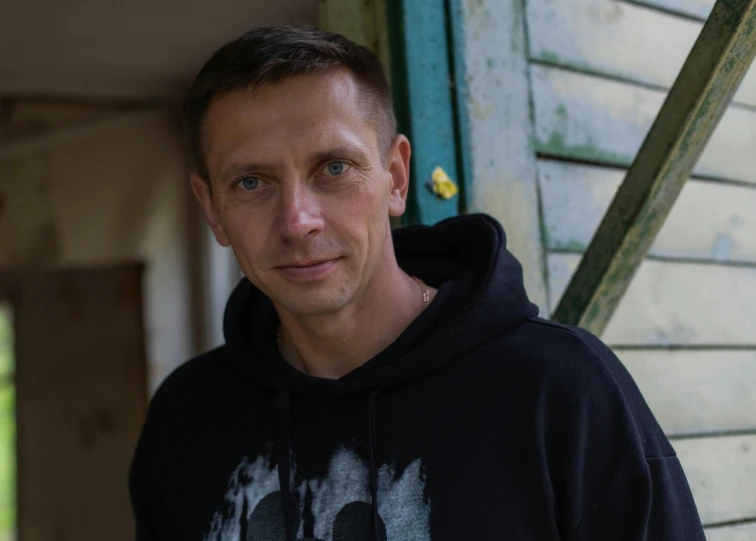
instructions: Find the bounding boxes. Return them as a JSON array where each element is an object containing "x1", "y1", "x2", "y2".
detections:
[{"x1": 275, "y1": 286, "x2": 352, "y2": 317}]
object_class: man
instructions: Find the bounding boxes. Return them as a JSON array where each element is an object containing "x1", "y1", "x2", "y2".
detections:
[{"x1": 129, "y1": 25, "x2": 706, "y2": 541}]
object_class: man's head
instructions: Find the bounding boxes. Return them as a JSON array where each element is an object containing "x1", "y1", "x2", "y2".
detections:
[{"x1": 186, "y1": 25, "x2": 412, "y2": 318}]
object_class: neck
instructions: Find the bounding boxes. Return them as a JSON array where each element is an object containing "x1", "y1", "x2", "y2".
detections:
[{"x1": 275, "y1": 252, "x2": 437, "y2": 380}]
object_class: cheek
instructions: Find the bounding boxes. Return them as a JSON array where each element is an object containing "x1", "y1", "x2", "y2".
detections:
[{"x1": 218, "y1": 208, "x2": 269, "y2": 262}]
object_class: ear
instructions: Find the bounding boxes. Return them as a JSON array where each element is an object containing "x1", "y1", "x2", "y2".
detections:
[
  {"x1": 190, "y1": 173, "x2": 231, "y2": 247},
  {"x1": 387, "y1": 134, "x2": 411, "y2": 218}
]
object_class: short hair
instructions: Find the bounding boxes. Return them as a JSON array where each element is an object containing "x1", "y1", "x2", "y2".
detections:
[{"x1": 183, "y1": 25, "x2": 397, "y2": 180}]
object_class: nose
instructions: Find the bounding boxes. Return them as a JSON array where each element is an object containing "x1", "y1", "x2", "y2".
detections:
[{"x1": 277, "y1": 181, "x2": 325, "y2": 241}]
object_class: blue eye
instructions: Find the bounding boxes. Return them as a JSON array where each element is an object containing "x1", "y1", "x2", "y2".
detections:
[
  {"x1": 239, "y1": 176, "x2": 260, "y2": 190},
  {"x1": 326, "y1": 162, "x2": 345, "y2": 175}
]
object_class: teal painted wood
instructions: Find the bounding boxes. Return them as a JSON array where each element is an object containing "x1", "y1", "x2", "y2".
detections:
[
  {"x1": 447, "y1": 0, "x2": 474, "y2": 214},
  {"x1": 386, "y1": 0, "x2": 460, "y2": 225}
]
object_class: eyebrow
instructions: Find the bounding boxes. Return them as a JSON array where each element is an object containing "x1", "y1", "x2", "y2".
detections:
[
  {"x1": 219, "y1": 145, "x2": 370, "y2": 183},
  {"x1": 310, "y1": 145, "x2": 369, "y2": 165}
]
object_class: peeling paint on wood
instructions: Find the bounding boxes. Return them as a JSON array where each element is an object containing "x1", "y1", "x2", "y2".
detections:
[
  {"x1": 619, "y1": 349, "x2": 756, "y2": 436},
  {"x1": 633, "y1": 0, "x2": 715, "y2": 20},
  {"x1": 549, "y1": 253, "x2": 756, "y2": 346},
  {"x1": 527, "y1": 0, "x2": 756, "y2": 107},
  {"x1": 532, "y1": 66, "x2": 756, "y2": 184},
  {"x1": 548, "y1": 0, "x2": 756, "y2": 334},
  {"x1": 386, "y1": 0, "x2": 460, "y2": 225},
  {"x1": 538, "y1": 160, "x2": 756, "y2": 263},
  {"x1": 675, "y1": 434, "x2": 756, "y2": 525},
  {"x1": 458, "y1": 0, "x2": 549, "y2": 313},
  {"x1": 706, "y1": 521, "x2": 756, "y2": 541}
]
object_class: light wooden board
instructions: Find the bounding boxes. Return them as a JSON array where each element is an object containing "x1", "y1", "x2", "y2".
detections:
[
  {"x1": 706, "y1": 521, "x2": 756, "y2": 541},
  {"x1": 618, "y1": 349, "x2": 756, "y2": 436},
  {"x1": 675, "y1": 434, "x2": 756, "y2": 526},
  {"x1": 631, "y1": 0, "x2": 714, "y2": 20},
  {"x1": 527, "y1": 0, "x2": 756, "y2": 106},
  {"x1": 548, "y1": 254, "x2": 756, "y2": 346},
  {"x1": 531, "y1": 65, "x2": 756, "y2": 185},
  {"x1": 459, "y1": 0, "x2": 549, "y2": 313},
  {"x1": 538, "y1": 160, "x2": 756, "y2": 262}
]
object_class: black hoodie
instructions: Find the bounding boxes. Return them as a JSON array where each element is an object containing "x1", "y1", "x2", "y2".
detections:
[{"x1": 129, "y1": 213, "x2": 706, "y2": 541}]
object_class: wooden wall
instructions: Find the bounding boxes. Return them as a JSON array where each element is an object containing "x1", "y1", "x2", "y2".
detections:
[
  {"x1": 328, "y1": 0, "x2": 755, "y2": 532},
  {"x1": 0, "y1": 104, "x2": 197, "y2": 392},
  {"x1": 526, "y1": 0, "x2": 756, "y2": 536},
  {"x1": 460, "y1": 0, "x2": 756, "y2": 536}
]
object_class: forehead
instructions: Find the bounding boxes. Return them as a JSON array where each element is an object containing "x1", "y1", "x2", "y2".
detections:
[{"x1": 203, "y1": 71, "x2": 379, "y2": 174}]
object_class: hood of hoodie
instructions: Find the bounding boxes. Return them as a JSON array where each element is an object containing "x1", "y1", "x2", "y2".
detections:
[{"x1": 222, "y1": 213, "x2": 538, "y2": 395}]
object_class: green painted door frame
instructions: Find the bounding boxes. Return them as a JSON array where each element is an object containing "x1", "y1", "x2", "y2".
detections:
[{"x1": 386, "y1": 0, "x2": 472, "y2": 226}]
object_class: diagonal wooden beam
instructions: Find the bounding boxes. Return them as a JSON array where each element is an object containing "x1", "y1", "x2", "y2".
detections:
[{"x1": 552, "y1": 0, "x2": 756, "y2": 333}]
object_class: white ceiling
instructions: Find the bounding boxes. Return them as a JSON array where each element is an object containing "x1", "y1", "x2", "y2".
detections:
[{"x1": 0, "y1": 0, "x2": 319, "y2": 102}]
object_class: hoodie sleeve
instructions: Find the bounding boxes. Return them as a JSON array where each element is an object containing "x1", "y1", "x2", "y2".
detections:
[
  {"x1": 564, "y1": 455, "x2": 705, "y2": 541},
  {"x1": 128, "y1": 385, "x2": 167, "y2": 541},
  {"x1": 129, "y1": 423, "x2": 159, "y2": 540},
  {"x1": 537, "y1": 322, "x2": 706, "y2": 541}
]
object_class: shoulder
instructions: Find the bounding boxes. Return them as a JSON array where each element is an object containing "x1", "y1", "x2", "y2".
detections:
[
  {"x1": 147, "y1": 346, "x2": 228, "y2": 409},
  {"x1": 489, "y1": 317, "x2": 673, "y2": 459},
  {"x1": 495, "y1": 316, "x2": 637, "y2": 391},
  {"x1": 137, "y1": 345, "x2": 250, "y2": 443},
  {"x1": 130, "y1": 346, "x2": 240, "y2": 473}
]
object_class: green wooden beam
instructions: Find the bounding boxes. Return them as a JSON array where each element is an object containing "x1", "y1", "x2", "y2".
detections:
[
  {"x1": 386, "y1": 0, "x2": 462, "y2": 225},
  {"x1": 552, "y1": 0, "x2": 756, "y2": 333}
]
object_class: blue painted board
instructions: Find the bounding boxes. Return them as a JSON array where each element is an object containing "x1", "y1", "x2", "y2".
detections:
[{"x1": 387, "y1": 0, "x2": 461, "y2": 225}]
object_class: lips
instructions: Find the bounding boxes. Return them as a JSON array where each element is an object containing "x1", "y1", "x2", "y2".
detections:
[
  {"x1": 274, "y1": 257, "x2": 340, "y2": 282},
  {"x1": 278, "y1": 258, "x2": 336, "y2": 268}
]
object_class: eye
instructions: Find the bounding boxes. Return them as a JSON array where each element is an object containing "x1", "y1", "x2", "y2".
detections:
[
  {"x1": 238, "y1": 176, "x2": 261, "y2": 190},
  {"x1": 325, "y1": 161, "x2": 347, "y2": 176}
]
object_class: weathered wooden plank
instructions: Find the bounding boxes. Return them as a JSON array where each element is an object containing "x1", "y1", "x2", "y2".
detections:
[
  {"x1": 675, "y1": 435, "x2": 756, "y2": 525},
  {"x1": 527, "y1": 0, "x2": 756, "y2": 107},
  {"x1": 386, "y1": 0, "x2": 460, "y2": 225},
  {"x1": 631, "y1": 0, "x2": 714, "y2": 20},
  {"x1": 538, "y1": 160, "x2": 756, "y2": 262},
  {"x1": 706, "y1": 521, "x2": 756, "y2": 541},
  {"x1": 549, "y1": 254, "x2": 756, "y2": 346},
  {"x1": 618, "y1": 349, "x2": 756, "y2": 436},
  {"x1": 550, "y1": 0, "x2": 756, "y2": 334},
  {"x1": 532, "y1": 65, "x2": 756, "y2": 184},
  {"x1": 457, "y1": 0, "x2": 549, "y2": 313}
]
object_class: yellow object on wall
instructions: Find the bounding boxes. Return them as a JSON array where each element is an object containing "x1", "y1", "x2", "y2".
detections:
[{"x1": 430, "y1": 166, "x2": 459, "y2": 200}]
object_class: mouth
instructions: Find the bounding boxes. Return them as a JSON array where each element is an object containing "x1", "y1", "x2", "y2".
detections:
[
  {"x1": 278, "y1": 258, "x2": 337, "y2": 268},
  {"x1": 275, "y1": 257, "x2": 341, "y2": 282}
]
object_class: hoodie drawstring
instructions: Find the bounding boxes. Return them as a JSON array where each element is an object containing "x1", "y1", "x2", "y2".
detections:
[
  {"x1": 277, "y1": 386, "x2": 383, "y2": 541},
  {"x1": 368, "y1": 388, "x2": 382, "y2": 541},
  {"x1": 277, "y1": 387, "x2": 295, "y2": 541}
]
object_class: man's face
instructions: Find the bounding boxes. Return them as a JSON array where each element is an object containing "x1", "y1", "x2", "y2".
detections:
[{"x1": 192, "y1": 70, "x2": 410, "y2": 317}]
